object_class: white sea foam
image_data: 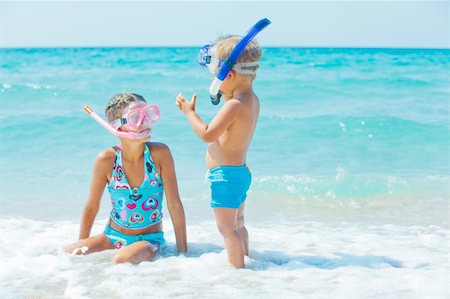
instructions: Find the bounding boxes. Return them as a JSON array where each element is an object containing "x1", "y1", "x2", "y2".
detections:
[{"x1": 0, "y1": 218, "x2": 448, "y2": 298}]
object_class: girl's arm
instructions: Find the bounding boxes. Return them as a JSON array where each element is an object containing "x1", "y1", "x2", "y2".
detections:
[
  {"x1": 157, "y1": 144, "x2": 187, "y2": 253},
  {"x1": 78, "y1": 151, "x2": 111, "y2": 240}
]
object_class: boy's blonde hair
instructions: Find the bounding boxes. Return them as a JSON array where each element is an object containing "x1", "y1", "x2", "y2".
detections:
[
  {"x1": 105, "y1": 93, "x2": 146, "y2": 122},
  {"x1": 215, "y1": 35, "x2": 262, "y2": 80}
]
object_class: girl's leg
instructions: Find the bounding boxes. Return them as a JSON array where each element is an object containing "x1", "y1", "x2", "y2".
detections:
[
  {"x1": 237, "y1": 203, "x2": 249, "y2": 256},
  {"x1": 214, "y1": 208, "x2": 244, "y2": 268},
  {"x1": 112, "y1": 241, "x2": 159, "y2": 264},
  {"x1": 64, "y1": 234, "x2": 115, "y2": 255}
]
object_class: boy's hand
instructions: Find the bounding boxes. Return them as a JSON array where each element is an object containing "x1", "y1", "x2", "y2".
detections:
[{"x1": 176, "y1": 93, "x2": 197, "y2": 114}]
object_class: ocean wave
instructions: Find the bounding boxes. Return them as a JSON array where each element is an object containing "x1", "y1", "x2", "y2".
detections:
[
  {"x1": 252, "y1": 173, "x2": 449, "y2": 200},
  {"x1": 244, "y1": 173, "x2": 449, "y2": 226}
]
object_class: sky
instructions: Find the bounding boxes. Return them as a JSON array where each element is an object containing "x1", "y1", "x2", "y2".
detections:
[{"x1": 0, "y1": 1, "x2": 448, "y2": 48}]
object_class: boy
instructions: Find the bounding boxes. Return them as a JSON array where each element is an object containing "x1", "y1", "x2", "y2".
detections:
[{"x1": 176, "y1": 35, "x2": 262, "y2": 268}]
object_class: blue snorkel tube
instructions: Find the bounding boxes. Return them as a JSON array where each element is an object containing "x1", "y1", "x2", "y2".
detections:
[{"x1": 209, "y1": 18, "x2": 271, "y2": 105}]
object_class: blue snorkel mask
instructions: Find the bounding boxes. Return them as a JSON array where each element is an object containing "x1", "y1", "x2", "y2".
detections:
[{"x1": 198, "y1": 18, "x2": 271, "y2": 105}]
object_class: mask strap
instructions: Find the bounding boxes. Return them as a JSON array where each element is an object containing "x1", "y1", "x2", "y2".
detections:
[
  {"x1": 233, "y1": 62, "x2": 259, "y2": 75},
  {"x1": 110, "y1": 118, "x2": 126, "y2": 129}
]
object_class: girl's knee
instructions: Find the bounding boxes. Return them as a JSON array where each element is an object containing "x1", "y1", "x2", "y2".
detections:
[
  {"x1": 112, "y1": 252, "x2": 130, "y2": 264},
  {"x1": 113, "y1": 242, "x2": 158, "y2": 264}
]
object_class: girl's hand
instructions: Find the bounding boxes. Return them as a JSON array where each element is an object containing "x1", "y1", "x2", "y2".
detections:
[{"x1": 176, "y1": 92, "x2": 197, "y2": 114}]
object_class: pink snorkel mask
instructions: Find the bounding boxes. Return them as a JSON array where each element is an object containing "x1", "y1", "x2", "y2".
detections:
[{"x1": 83, "y1": 103, "x2": 160, "y2": 140}]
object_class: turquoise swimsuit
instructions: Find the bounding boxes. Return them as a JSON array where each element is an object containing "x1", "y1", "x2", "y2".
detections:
[
  {"x1": 104, "y1": 144, "x2": 166, "y2": 249},
  {"x1": 207, "y1": 164, "x2": 252, "y2": 209}
]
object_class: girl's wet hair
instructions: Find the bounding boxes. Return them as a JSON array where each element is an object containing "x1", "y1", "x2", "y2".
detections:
[{"x1": 105, "y1": 93, "x2": 146, "y2": 122}]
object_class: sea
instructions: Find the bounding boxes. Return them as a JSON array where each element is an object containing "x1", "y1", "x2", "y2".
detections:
[{"x1": 0, "y1": 47, "x2": 448, "y2": 299}]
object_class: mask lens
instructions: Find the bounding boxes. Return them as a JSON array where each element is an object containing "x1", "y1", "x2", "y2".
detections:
[
  {"x1": 145, "y1": 105, "x2": 160, "y2": 123},
  {"x1": 198, "y1": 45, "x2": 212, "y2": 67},
  {"x1": 126, "y1": 109, "x2": 143, "y2": 127},
  {"x1": 124, "y1": 105, "x2": 160, "y2": 128},
  {"x1": 199, "y1": 45, "x2": 222, "y2": 74}
]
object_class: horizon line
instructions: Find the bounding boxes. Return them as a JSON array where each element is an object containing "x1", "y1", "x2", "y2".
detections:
[{"x1": 1, "y1": 45, "x2": 449, "y2": 51}]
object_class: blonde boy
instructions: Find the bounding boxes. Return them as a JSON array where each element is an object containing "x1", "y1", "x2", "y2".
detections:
[{"x1": 176, "y1": 36, "x2": 262, "y2": 268}]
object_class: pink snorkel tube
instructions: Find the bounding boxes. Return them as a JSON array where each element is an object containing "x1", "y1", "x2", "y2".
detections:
[{"x1": 83, "y1": 105, "x2": 151, "y2": 140}]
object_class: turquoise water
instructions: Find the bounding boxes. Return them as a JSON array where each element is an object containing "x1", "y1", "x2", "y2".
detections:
[
  {"x1": 0, "y1": 48, "x2": 449, "y2": 298},
  {"x1": 0, "y1": 47, "x2": 448, "y2": 221}
]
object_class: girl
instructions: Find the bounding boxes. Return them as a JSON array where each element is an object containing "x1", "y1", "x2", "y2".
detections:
[{"x1": 65, "y1": 93, "x2": 187, "y2": 264}]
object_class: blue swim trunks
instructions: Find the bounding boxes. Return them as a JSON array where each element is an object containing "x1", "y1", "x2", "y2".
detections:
[
  {"x1": 104, "y1": 225, "x2": 166, "y2": 249},
  {"x1": 207, "y1": 164, "x2": 252, "y2": 209}
]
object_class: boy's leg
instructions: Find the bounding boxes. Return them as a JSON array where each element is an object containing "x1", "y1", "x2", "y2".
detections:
[
  {"x1": 64, "y1": 234, "x2": 115, "y2": 255},
  {"x1": 214, "y1": 208, "x2": 245, "y2": 268},
  {"x1": 237, "y1": 203, "x2": 249, "y2": 256},
  {"x1": 112, "y1": 241, "x2": 159, "y2": 264}
]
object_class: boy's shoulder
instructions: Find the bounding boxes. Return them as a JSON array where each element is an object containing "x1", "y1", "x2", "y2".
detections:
[{"x1": 230, "y1": 91, "x2": 259, "y2": 105}]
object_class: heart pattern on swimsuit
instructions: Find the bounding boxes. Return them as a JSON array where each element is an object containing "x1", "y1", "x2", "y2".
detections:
[{"x1": 126, "y1": 203, "x2": 137, "y2": 210}]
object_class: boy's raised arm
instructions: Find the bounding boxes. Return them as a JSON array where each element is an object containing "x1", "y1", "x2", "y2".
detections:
[{"x1": 176, "y1": 93, "x2": 240, "y2": 143}]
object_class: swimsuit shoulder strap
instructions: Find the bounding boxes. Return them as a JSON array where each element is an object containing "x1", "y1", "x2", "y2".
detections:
[
  {"x1": 111, "y1": 145, "x2": 123, "y2": 179},
  {"x1": 144, "y1": 142, "x2": 157, "y2": 175},
  {"x1": 112, "y1": 145, "x2": 121, "y2": 151},
  {"x1": 144, "y1": 142, "x2": 152, "y2": 158}
]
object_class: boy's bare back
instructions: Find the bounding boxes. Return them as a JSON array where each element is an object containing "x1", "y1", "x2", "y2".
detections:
[{"x1": 206, "y1": 92, "x2": 259, "y2": 169}]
